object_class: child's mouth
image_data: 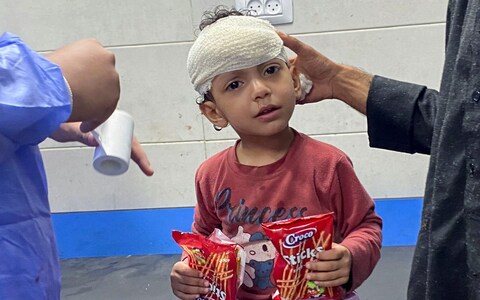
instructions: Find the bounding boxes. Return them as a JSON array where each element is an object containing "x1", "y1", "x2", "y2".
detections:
[{"x1": 256, "y1": 105, "x2": 279, "y2": 117}]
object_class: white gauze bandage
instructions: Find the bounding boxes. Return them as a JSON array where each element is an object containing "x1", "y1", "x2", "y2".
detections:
[{"x1": 187, "y1": 15, "x2": 312, "y2": 99}]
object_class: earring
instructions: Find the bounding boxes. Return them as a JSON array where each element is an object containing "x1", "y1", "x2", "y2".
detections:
[{"x1": 213, "y1": 124, "x2": 223, "y2": 131}]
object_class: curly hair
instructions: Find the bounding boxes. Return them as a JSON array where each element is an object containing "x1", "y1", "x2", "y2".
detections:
[{"x1": 198, "y1": 6, "x2": 249, "y2": 31}]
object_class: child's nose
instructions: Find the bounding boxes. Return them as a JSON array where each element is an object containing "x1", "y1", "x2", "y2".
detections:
[{"x1": 251, "y1": 78, "x2": 271, "y2": 101}]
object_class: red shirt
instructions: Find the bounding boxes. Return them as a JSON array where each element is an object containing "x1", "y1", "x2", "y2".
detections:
[{"x1": 193, "y1": 130, "x2": 382, "y2": 299}]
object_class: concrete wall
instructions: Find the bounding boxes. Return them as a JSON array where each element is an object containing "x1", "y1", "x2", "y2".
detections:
[{"x1": 1, "y1": 0, "x2": 448, "y2": 256}]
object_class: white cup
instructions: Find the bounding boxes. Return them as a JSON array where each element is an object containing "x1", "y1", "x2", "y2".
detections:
[{"x1": 92, "y1": 110, "x2": 134, "y2": 176}]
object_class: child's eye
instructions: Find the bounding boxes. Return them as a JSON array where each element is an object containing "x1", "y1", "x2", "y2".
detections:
[
  {"x1": 227, "y1": 81, "x2": 242, "y2": 91},
  {"x1": 264, "y1": 65, "x2": 279, "y2": 75}
]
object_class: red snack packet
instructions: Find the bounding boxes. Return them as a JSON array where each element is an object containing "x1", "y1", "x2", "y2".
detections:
[
  {"x1": 172, "y1": 230, "x2": 245, "y2": 300},
  {"x1": 262, "y1": 213, "x2": 343, "y2": 300}
]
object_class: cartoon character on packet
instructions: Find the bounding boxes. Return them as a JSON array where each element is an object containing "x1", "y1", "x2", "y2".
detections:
[{"x1": 231, "y1": 226, "x2": 276, "y2": 290}]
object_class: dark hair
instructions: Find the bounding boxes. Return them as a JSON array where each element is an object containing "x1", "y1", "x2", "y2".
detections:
[
  {"x1": 199, "y1": 6, "x2": 248, "y2": 31},
  {"x1": 196, "y1": 6, "x2": 253, "y2": 105}
]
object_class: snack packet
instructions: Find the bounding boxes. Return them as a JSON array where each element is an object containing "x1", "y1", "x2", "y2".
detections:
[
  {"x1": 172, "y1": 229, "x2": 246, "y2": 300},
  {"x1": 262, "y1": 213, "x2": 343, "y2": 300}
]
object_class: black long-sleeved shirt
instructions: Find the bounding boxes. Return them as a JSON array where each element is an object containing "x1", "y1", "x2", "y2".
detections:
[{"x1": 366, "y1": 1, "x2": 480, "y2": 299}]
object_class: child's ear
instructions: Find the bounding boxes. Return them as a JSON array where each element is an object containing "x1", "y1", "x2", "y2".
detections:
[
  {"x1": 289, "y1": 65, "x2": 303, "y2": 100},
  {"x1": 199, "y1": 101, "x2": 229, "y2": 129}
]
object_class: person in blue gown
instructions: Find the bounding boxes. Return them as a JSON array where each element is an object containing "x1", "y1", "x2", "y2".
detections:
[{"x1": 0, "y1": 32, "x2": 154, "y2": 299}]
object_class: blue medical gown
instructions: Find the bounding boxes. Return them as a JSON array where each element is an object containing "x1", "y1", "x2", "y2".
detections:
[{"x1": 0, "y1": 32, "x2": 72, "y2": 299}]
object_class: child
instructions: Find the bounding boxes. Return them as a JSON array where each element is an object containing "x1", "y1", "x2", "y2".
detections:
[{"x1": 170, "y1": 7, "x2": 382, "y2": 300}]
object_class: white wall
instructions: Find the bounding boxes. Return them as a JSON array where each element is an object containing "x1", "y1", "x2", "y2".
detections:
[{"x1": 1, "y1": 0, "x2": 448, "y2": 212}]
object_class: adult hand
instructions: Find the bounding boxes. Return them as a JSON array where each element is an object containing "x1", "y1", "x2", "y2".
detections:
[
  {"x1": 278, "y1": 32, "x2": 342, "y2": 104},
  {"x1": 49, "y1": 123, "x2": 154, "y2": 176},
  {"x1": 49, "y1": 122, "x2": 98, "y2": 146},
  {"x1": 305, "y1": 243, "x2": 352, "y2": 287},
  {"x1": 130, "y1": 135, "x2": 154, "y2": 176},
  {"x1": 279, "y1": 32, "x2": 371, "y2": 114},
  {"x1": 45, "y1": 39, "x2": 120, "y2": 132},
  {"x1": 170, "y1": 261, "x2": 210, "y2": 300}
]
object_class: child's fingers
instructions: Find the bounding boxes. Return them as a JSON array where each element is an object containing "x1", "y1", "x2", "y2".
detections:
[
  {"x1": 315, "y1": 250, "x2": 342, "y2": 261},
  {"x1": 173, "y1": 261, "x2": 202, "y2": 277},
  {"x1": 310, "y1": 275, "x2": 349, "y2": 288},
  {"x1": 306, "y1": 260, "x2": 339, "y2": 272},
  {"x1": 172, "y1": 281, "x2": 210, "y2": 299},
  {"x1": 305, "y1": 259, "x2": 350, "y2": 287},
  {"x1": 170, "y1": 274, "x2": 210, "y2": 299},
  {"x1": 170, "y1": 261, "x2": 210, "y2": 299},
  {"x1": 315, "y1": 244, "x2": 346, "y2": 261},
  {"x1": 172, "y1": 273, "x2": 209, "y2": 289},
  {"x1": 171, "y1": 266, "x2": 209, "y2": 287}
]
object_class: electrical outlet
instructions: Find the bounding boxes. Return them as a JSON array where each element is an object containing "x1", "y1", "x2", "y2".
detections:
[
  {"x1": 245, "y1": 0, "x2": 264, "y2": 16},
  {"x1": 235, "y1": 0, "x2": 293, "y2": 25},
  {"x1": 264, "y1": 0, "x2": 282, "y2": 15}
]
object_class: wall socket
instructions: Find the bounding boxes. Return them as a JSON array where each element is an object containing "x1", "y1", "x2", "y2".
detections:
[{"x1": 235, "y1": 0, "x2": 293, "y2": 25}]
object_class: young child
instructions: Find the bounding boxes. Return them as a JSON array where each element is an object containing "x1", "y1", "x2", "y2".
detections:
[{"x1": 170, "y1": 7, "x2": 382, "y2": 300}]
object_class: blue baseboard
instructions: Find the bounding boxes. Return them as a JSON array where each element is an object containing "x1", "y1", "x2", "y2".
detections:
[
  {"x1": 52, "y1": 198, "x2": 423, "y2": 259},
  {"x1": 374, "y1": 198, "x2": 422, "y2": 246}
]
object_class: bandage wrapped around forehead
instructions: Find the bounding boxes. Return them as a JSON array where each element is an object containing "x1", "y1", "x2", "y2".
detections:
[{"x1": 187, "y1": 15, "x2": 311, "y2": 99}]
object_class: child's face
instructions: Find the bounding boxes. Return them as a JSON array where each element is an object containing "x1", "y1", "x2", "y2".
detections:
[{"x1": 203, "y1": 58, "x2": 301, "y2": 137}]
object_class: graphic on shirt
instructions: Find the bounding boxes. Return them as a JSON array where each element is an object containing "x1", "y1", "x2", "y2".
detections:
[
  {"x1": 231, "y1": 226, "x2": 276, "y2": 290},
  {"x1": 215, "y1": 187, "x2": 308, "y2": 225}
]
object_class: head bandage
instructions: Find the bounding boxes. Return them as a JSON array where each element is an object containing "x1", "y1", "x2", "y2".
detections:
[{"x1": 187, "y1": 15, "x2": 311, "y2": 99}]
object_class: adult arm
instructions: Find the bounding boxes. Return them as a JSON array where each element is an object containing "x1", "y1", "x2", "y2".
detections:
[
  {"x1": 46, "y1": 38, "x2": 153, "y2": 175},
  {"x1": 44, "y1": 37, "x2": 119, "y2": 132},
  {"x1": 278, "y1": 32, "x2": 371, "y2": 113},
  {"x1": 367, "y1": 76, "x2": 438, "y2": 154},
  {"x1": 280, "y1": 32, "x2": 439, "y2": 154},
  {"x1": 0, "y1": 32, "x2": 72, "y2": 160},
  {"x1": 0, "y1": 33, "x2": 120, "y2": 141}
]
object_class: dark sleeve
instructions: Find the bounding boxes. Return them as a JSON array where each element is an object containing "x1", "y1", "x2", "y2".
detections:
[{"x1": 366, "y1": 75, "x2": 439, "y2": 155}]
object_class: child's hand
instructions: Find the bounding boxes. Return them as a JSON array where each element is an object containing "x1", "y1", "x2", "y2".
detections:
[
  {"x1": 305, "y1": 243, "x2": 352, "y2": 287},
  {"x1": 170, "y1": 260, "x2": 210, "y2": 300}
]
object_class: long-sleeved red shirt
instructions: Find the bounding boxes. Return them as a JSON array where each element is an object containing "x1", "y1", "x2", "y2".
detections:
[{"x1": 192, "y1": 130, "x2": 382, "y2": 299}]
